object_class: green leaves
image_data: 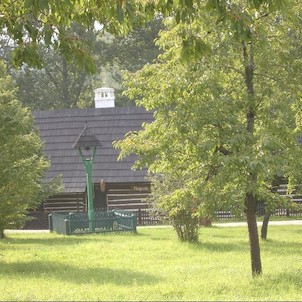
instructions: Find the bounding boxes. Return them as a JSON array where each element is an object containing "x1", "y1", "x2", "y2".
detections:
[
  {"x1": 252, "y1": 0, "x2": 266, "y2": 9},
  {"x1": 181, "y1": 37, "x2": 212, "y2": 63},
  {"x1": 11, "y1": 43, "x2": 43, "y2": 69},
  {"x1": 24, "y1": 0, "x2": 50, "y2": 11},
  {"x1": 116, "y1": 1, "x2": 302, "y2": 234},
  {"x1": 0, "y1": 0, "x2": 293, "y2": 71},
  {"x1": 0, "y1": 60, "x2": 53, "y2": 232},
  {"x1": 44, "y1": 24, "x2": 53, "y2": 46}
]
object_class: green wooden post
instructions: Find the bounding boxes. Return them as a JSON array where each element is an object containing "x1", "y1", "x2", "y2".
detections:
[
  {"x1": 80, "y1": 148, "x2": 96, "y2": 233},
  {"x1": 48, "y1": 214, "x2": 53, "y2": 232},
  {"x1": 64, "y1": 219, "x2": 70, "y2": 235},
  {"x1": 85, "y1": 158, "x2": 95, "y2": 233}
]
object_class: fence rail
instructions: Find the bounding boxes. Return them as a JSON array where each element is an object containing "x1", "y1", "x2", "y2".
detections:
[
  {"x1": 26, "y1": 201, "x2": 302, "y2": 230},
  {"x1": 136, "y1": 209, "x2": 166, "y2": 225},
  {"x1": 256, "y1": 201, "x2": 302, "y2": 218}
]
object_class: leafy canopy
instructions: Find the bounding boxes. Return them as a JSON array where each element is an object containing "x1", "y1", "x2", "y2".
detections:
[
  {"x1": 0, "y1": 0, "x2": 290, "y2": 70},
  {"x1": 116, "y1": 3, "x2": 302, "y2": 219},
  {"x1": 0, "y1": 60, "x2": 55, "y2": 236}
]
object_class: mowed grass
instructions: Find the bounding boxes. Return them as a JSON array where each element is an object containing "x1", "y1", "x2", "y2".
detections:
[{"x1": 0, "y1": 225, "x2": 302, "y2": 301}]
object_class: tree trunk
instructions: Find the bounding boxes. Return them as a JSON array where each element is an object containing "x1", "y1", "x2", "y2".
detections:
[
  {"x1": 0, "y1": 228, "x2": 5, "y2": 239},
  {"x1": 242, "y1": 40, "x2": 262, "y2": 276},
  {"x1": 62, "y1": 57, "x2": 71, "y2": 107},
  {"x1": 261, "y1": 211, "x2": 271, "y2": 240},
  {"x1": 246, "y1": 192, "x2": 262, "y2": 276}
]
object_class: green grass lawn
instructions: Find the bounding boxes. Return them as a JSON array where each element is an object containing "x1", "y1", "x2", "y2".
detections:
[{"x1": 0, "y1": 225, "x2": 301, "y2": 301}]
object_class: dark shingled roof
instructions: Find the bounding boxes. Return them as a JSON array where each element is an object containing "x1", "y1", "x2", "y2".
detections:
[{"x1": 33, "y1": 107, "x2": 153, "y2": 193}]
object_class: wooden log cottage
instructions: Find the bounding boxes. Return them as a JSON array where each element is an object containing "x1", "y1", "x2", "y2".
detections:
[{"x1": 27, "y1": 88, "x2": 154, "y2": 228}]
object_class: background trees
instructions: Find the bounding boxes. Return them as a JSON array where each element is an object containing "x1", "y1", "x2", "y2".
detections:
[
  {"x1": 0, "y1": 19, "x2": 163, "y2": 110},
  {"x1": 7, "y1": 23, "x2": 98, "y2": 110},
  {"x1": 94, "y1": 18, "x2": 164, "y2": 106}
]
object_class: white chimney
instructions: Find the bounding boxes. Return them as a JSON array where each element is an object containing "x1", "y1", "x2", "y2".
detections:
[{"x1": 94, "y1": 87, "x2": 115, "y2": 108}]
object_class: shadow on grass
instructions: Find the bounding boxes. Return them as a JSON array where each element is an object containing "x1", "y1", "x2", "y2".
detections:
[
  {"x1": 3, "y1": 231, "x2": 147, "y2": 246},
  {"x1": 150, "y1": 236, "x2": 173, "y2": 242},
  {"x1": 0, "y1": 260, "x2": 161, "y2": 285},
  {"x1": 185, "y1": 240, "x2": 246, "y2": 252},
  {"x1": 252, "y1": 270, "x2": 302, "y2": 291},
  {"x1": 262, "y1": 240, "x2": 302, "y2": 256},
  {"x1": 267, "y1": 271, "x2": 302, "y2": 288},
  {"x1": 3, "y1": 236, "x2": 113, "y2": 247},
  {"x1": 293, "y1": 229, "x2": 302, "y2": 235}
]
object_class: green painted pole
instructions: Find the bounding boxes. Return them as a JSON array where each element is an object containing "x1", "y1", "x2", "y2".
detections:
[
  {"x1": 79, "y1": 147, "x2": 97, "y2": 233},
  {"x1": 85, "y1": 159, "x2": 95, "y2": 233}
]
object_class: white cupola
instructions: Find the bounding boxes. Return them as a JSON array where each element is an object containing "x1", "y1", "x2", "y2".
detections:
[{"x1": 94, "y1": 87, "x2": 115, "y2": 108}]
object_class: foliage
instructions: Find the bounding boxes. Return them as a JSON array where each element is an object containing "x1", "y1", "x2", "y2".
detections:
[
  {"x1": 0, "y1": 1, "x2": 290, "y2": 70},
  {"x1": 0, "y1": 22, "x2": 99, "y2": 109},
  {"x1": 0, "y1": 0, "x2": 160, "y2": 71},
  {"x1": 116, "y1": 3, "x2": 302, "y2": 275},
  {"x1": 10, "y1": 23, "x2": 97, "y2": 110},
  {"x1": 95, "y1": 18, "x2": 164, "y2": 106},
  {"x1": 0, "y1": 19, "x2": 163, "y2": 110},
  {"x1": 0, "y1": 1, "x2": 289, "y2": 110},
  {"x1": 0, "y1": 0, "x2": 104, "y2": 71},
  {"x1": 149, "y1": 175, "x2": 200, "y2": 242},
  {"x1": 0, "y1": 60, "x2": 55, "y2": 237}
]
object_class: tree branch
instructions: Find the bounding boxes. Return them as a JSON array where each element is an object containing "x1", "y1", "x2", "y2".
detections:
[
  {"x1": 254, "y1": 72, "x2": 283, "y2": 83},
  {"x1": 226, "y1": 65, "x2": 245, "y2": 76}
]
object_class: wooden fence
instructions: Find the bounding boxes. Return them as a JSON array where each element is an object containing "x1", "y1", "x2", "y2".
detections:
[
  {"x1": 256, "y1": 201, "x2": 302, "y2": 218},
  {"x1": 136, "y1": 209, "x2": 166, "y2": 225},
  {"x1": 24, "y1": 202, "x2": 302, "y2": 229}
]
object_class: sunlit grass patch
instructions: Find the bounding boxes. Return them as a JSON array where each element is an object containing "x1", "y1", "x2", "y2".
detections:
[{"x1": 0, "y1": 226, "x2": 301, "y2": 301}]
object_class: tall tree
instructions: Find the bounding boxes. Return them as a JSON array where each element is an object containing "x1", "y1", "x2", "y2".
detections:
[
  {"x1": 116, "y1": 4, "x2": 302, "y2": 276},
  {"x1": 0, "y1": 60, "x2": 54, "y2": 238}
]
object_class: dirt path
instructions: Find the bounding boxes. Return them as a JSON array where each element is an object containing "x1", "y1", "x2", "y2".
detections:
[
  {"x1": 4, "y1": 220, "x2": 302, "y2": 234},
  {"x1": 214, "y1": 220, "x2": 302, "y2": 227}
]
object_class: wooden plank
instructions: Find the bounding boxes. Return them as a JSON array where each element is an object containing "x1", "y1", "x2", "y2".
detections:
[
  {"x1": 108, "y1": 203, "x2": 148, "y2": 210},
  {"x1": 44, "y1": 207, "x2": 85, "y2": 211},
  {"x1": 107, "y1": 193, "x2": 150, "y2": 198},
  {"x1": 106, "y1": 183, "x2": 151, "y2": 212},
  {"x1": 43, "y1": 193, "x2": 85, "y2": 212}
]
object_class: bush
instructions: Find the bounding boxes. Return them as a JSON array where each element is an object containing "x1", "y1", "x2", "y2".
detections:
[{"x1": 171, "y1": 208, "x2": 199, "y2": 242}]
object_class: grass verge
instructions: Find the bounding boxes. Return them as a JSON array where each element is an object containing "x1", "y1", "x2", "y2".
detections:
[{"x1": 0, "y1": 225, "x2": 301, "y2": 301}]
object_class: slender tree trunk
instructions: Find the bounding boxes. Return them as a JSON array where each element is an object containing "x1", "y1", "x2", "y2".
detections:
[
  {"x1": 62, "y1": 57, "x2": 71, "y2": 107},
  {"x1": 0, "y1": 228, "x2": 5, "y2": 239},
  {"x1": 243, "y1": 40, "x2": 262, "y2": 276},
  {"x1": 246, "y1": 192, "x2": 262, "y2": 275},
  {"x1": 261, "y1": 211, "x2": 271, "y2": 240},
  {"x1": 245, "y1": 193, "x2": 262, "y2": 277}
]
